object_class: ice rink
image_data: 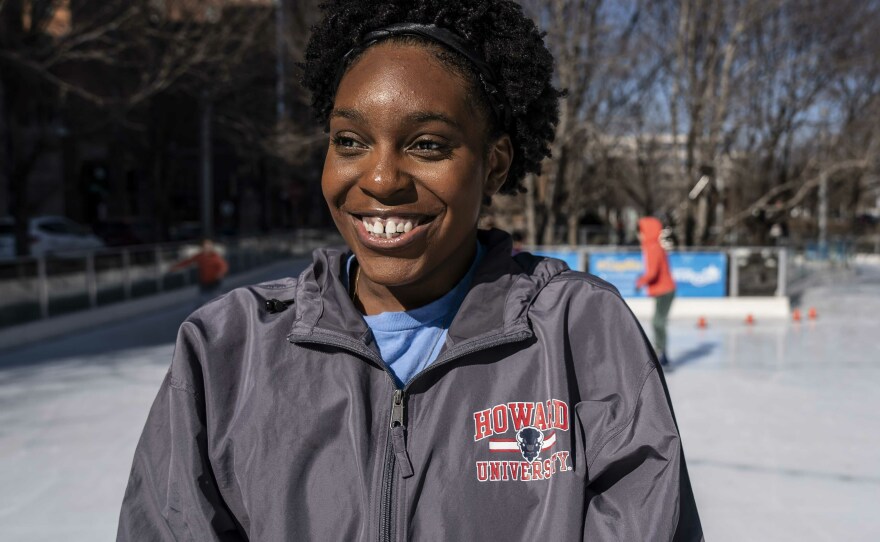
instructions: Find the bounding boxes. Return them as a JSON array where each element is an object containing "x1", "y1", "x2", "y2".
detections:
[{"x1": 1, "y1": 262, "x2": 878, "y2": 541}]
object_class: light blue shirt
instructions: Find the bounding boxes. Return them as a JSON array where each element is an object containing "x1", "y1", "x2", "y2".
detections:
[{"x1": 349, "y1": 243, "x2": 485, "y2": 387}]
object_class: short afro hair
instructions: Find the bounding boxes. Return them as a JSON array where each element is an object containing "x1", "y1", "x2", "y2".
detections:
[{"x1": 301, "y1": 0, "x2": 562, "y2": 195}]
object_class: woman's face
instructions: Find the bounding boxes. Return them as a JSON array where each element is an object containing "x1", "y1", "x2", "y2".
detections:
[{"x1": 322, "y1": 42, "x2": 511, "y2": 302}]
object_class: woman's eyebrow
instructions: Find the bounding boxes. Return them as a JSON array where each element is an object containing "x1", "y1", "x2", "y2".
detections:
[
  {"x1": 330, "y1": 108, "x2": 461, "y2": 130},
  {"x1": 407, "y1": 111, "x2": 462, "y2": 130},
  {"x1": 330, "y1": 108, "x2": 367, "y2": 122}
]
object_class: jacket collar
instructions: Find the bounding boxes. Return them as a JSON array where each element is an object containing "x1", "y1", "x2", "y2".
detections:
[{"x1": 288, "y1": 229, "x2": 569, "y2": 356}]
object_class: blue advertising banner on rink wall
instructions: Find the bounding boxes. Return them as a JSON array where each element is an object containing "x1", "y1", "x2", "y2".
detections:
[
  {"x1": 589, "y1": 253, "x2": 646, "y2": 297},
  {"x1": 670, "y1": 252, "x2": 727, "y2": 297},
  {"x1": 588, "y1": 251, "x2": 728, "y2": 298}
]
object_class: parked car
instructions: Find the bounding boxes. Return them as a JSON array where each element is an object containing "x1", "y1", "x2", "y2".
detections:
[{"x1": 0, "y1": 216, "x2": 106, "y2": 259}]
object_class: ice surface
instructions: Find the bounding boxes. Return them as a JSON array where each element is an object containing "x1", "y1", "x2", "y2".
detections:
[
  {"x1": 0, "y1": 342, "x2": 173, "y2": 540},
  {"x1": 655, "y1": 269, "x2": 880, "y2": 541},
  {"x1": 0, "y1": 261, "x2": 309, "y2": 541},
  {"x1": 0, "y1": 261, "x2": 878, "y2": 541}
]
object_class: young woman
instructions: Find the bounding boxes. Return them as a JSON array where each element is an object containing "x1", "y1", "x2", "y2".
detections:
[{"x1": 118, "y1": 1, "x2": 702, "y2": 540}]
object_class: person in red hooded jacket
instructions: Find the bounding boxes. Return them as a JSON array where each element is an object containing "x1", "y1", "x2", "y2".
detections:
[
  {"x1": 635, "y1": 217, "x2": 676, "y2": 366},
  {"x1": 170, "y1": 238, "x2": 229, "y2": 302}
]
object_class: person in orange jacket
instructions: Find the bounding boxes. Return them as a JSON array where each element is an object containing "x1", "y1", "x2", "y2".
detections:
[
  {"x1": 171, "y1": 238, "x2": 229, "y2": 300},
  {"x1": 635, "y1": 217, "x2": 676, "y2": 366}
]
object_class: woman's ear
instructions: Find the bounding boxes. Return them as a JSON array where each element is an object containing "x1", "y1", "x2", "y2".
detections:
[{"x1": 484, "y1": 134, "x2": 514, "y2": 198}]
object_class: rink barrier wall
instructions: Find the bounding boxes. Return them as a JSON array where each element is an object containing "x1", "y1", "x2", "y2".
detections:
[
  {"x1": 0, "y1": 258, "x2": 309, "y2": 352},
  {"x1": 529, "y1": 245, "x2": 789, "y2": 298},
  {"x1": 1, "y1": 242, "x2": 804, "y2": 349},
  {"x1": 0, "y1": 230, "x2": 341, "y2": 331},
  {"x1": 624, "y1": 296, "x2": 790, "y2": 320},
  {"x1": 530, "y1": 245, "x2": 793, "y2": 319}
]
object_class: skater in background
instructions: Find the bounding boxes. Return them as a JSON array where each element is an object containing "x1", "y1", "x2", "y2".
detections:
[
  {"x1": 636, "y1": 217, "x2": 676, "y2": 366},
  {"x1": 170, "y1": 238, "x2": 229, "y2": 303}
]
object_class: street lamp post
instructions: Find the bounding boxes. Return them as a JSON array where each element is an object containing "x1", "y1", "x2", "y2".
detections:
[
  {"x1": 275, "y1": 0, "x2": 286, "y2": 123},
  {"x1": 274, "y1": 0, "x2": 289, "y2": 229},
  {"x1": 200, "y1": 90, "x2": 213, "y2": 239}
]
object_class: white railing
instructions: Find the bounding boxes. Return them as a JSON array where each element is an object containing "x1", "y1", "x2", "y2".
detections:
[{"x1": 0, "y1": 229, "x2": 341, "y2": 329}]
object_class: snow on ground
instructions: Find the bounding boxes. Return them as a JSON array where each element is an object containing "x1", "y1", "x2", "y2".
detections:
[{"x1": 0, "y1": 259, "x2": 878, "y2": 541}]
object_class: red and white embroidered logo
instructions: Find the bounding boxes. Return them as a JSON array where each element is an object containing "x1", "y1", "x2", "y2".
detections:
[{"x1": 472, "y1": 399, "x2": 571, "y2": 482}]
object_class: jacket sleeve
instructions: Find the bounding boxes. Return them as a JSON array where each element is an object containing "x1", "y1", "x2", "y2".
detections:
[
  {"x1": 635, "y1": 246, "x2": 660, "y2": 288},
  {"x1": 169, "y1": 254, "x2": 197, "y2": 273},
  {"x1": 116, "y1": 323, "x2": 245, "y2": 541},
  {"x1": 582, "y1": 363, "x2": 703, "y2": 541}
]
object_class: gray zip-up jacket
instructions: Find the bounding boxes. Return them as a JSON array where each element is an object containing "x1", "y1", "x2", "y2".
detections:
[{"x1": 118, "y1": 229, "x2": 703, "y2": 541}]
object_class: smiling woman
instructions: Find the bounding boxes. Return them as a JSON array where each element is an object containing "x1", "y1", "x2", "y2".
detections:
[
  {"x1": 117, "y1": 1, "x2": 703, "y2": 541},
  {"x1": 325, "y1": 42, "x2": 513, "y2": 313}
]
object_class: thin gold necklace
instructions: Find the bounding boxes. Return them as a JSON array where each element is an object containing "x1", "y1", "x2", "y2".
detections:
[{"x1": 352, "y1": 264, "x2": 360, "y2": 304}]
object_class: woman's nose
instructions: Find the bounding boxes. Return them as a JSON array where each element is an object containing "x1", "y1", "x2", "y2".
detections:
[{"x1": 360, "y1": 148, "x2": 414, "y2": 201}]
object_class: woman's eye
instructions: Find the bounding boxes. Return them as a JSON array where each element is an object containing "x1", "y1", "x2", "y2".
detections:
[
  {"x1": 410, "y1": 139, "x2": 451, "y2": 157},
  {"x1": 414, "y1": 140, "x2": 442, "y2": 151},
  {"x1": 331, "y1": 135, "x2": 365, "y2": 151}
]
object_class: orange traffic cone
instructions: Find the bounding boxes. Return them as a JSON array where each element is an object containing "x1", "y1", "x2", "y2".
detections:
[
  {"x1": 808, "y1": 307, "x2": 818, "y2": 320},
  {"x1": 697, "y1": 316, "x2": 708, "y2": 329},
  {"x1": 745, "y1": 314, "x2": 755, "y2": 325},
  {"x1": 792, "y1": 309, "x2": 802, "y2": 322}
]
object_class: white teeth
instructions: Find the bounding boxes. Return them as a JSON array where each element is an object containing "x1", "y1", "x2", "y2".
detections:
[{"x1": 361, "y1": 216, "x2": 420, "y2": 237}]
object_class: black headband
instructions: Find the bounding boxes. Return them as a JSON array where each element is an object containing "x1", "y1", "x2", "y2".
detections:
[{"x1": 335, "y1": 23, "x2": 513, "y2": 131}]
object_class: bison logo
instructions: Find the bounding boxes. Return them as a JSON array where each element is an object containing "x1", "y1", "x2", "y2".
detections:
[{"x1": 516, "y1": 426, "x2": 544, "y2": 462}]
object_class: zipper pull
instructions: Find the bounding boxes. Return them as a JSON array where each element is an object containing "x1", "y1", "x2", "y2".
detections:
[
  {"x1": 390, "y1": 390, "x2": 406, "y2": 428},
  {"x1": 389, "y1": 390, "x2": 414, "y2": 478}
]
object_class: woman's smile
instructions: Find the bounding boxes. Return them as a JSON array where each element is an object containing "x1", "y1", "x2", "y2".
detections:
[{"x1": 348, "y1": 211, "x2": 436, "y2": 251}]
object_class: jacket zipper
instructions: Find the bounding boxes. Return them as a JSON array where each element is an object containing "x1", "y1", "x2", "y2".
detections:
[
  {"x1": 379, "y1": 423, "x2": 396, "y2": 542},
  {"x1": 285, "y1": 333, "x2": 410, "y2": 542},
  {"x1": 289, "y1": 327, "x2": 532, "y2": 542},
  {"x1": 389, "y1": 390, "x2": 413, "y2": 478},
  {"x1": 379, "y1": 389, "x2": 415, "y2": 542}
]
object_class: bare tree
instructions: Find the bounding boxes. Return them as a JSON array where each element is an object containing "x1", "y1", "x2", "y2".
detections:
[
  {"x1": 0, "y1": 0, "x2": 282, "y2": 253},
  {"x1": 518, "y1": 0, "x2": 656, "y2": 245},
  {"x1": 715, "y1": 0, "x2": 880, "y2": 243}
]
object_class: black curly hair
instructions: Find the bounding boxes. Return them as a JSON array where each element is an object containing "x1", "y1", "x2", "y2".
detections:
[{"x1": 301, "y1": 0, "x2": 562, "y2": 195}]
